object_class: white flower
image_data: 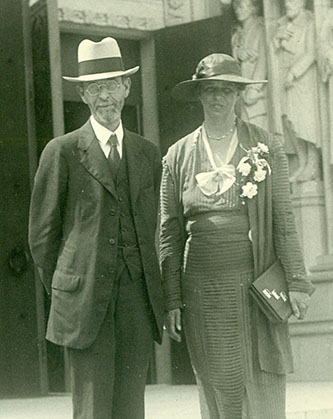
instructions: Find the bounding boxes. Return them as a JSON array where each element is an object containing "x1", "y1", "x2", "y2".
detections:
[
  {"x1": 257, "y1": 142, "x2": 269, "y2": 154},
  {"x1": 241, "y1": 182, "x2": 258, "y2": 199},
  {"x1": 253, "y1": 168, "x2": 267, "y2": 182},
  {"x1": 238, "y1": 162, "x2": 252, "y2": 176}
]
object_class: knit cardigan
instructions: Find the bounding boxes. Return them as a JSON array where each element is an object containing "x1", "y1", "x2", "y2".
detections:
[{"x1": 159, "y1": 118, "x2": 314, "y2": 374}]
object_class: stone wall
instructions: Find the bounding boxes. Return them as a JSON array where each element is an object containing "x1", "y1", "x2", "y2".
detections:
[
  {"x1": 57, "y1": 0, "x2": 164, "y2": 30},
  {"x1": 30, "y1": 0, "x2": 223, "y2": 29}
]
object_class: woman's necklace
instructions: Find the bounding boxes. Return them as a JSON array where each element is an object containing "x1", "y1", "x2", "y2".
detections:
[{"x1": 205, "y1": 121, "x2": 236, "y2": 141}]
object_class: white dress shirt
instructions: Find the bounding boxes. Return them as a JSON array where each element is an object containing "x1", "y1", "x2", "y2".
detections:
[{"x1": 90, "y1": 115, "x2": 124, "y2": 158}]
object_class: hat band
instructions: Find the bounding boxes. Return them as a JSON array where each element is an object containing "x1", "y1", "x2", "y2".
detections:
[
  {"x1": 196, "y1": 61, "x2": 242, "y2": 79},
  {"x1": 78, "y1": 57, "x2": 124, "y2": 77}
]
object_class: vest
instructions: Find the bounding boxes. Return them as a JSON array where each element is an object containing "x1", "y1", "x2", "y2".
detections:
[{"x1": 115, "y1": 148, "x2": 143, "y2": 281}]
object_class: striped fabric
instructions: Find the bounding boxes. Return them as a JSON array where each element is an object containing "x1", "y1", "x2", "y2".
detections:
[{"x1": 182, "y1": 212, "x2": 286, "y2": 419}]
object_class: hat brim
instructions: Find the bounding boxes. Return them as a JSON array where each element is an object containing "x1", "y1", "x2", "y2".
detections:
[
  {"x1": 63, "y1": 66, "x2": 139, "y2": 82},
  {"x1": 172, "y1": 74, "x2": 267, "y2": 102}
]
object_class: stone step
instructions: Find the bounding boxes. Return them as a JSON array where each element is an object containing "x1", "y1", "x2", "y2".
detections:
[
  {"x1": 0, "y1": 382, "x2": 331, "y2": 418},
  {"x1": 286, "y1": 382, "x2": 333, "y2": 419}
]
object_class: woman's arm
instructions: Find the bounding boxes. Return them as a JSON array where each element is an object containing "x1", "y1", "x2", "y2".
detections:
[
  {"x1": 159, "y1": 158, "x2": 186, "y2": 341},
  {"x1": 159, "y1": 158, "x2": 185, "y2": 311},
  {"x1": 270, "y1": 137, "x2": 314, "y2": 317}
]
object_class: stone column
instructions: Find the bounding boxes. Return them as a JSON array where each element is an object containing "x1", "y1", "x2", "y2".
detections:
[{"x1": 315, "y1": 0, "x2": 333, "y2": 260}]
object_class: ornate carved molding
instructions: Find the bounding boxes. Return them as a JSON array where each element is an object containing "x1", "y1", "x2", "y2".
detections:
[
  {"x1": 163, "y1": 0, "x2": 193, "y2": 26},
  {"x1": 58, "y1": 7, "x2": 160, "y2": 30}
]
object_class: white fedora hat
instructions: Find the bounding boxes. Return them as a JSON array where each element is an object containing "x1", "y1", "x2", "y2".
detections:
[{"x1": 63, "y1": 37, "x2": 139, "y2": 82}]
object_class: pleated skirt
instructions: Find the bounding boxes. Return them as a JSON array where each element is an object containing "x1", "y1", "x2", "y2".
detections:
[{"x1": 182, "y1": 211, "x2": 286, "y2": 419}]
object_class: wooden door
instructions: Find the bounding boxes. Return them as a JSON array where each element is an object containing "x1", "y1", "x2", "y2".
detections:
[{"x1": 0, "y1": 0, "x2": 41, "y2": 396}]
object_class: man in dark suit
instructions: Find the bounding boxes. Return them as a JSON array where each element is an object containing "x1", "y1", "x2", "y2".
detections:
[{"x1": 29, "y1": 37, "x2": 164, "y2": 419}]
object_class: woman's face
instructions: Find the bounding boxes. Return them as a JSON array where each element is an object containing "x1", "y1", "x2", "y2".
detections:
[{"x1": 199, "y1": 81, "x2": 240, "y2": 119}]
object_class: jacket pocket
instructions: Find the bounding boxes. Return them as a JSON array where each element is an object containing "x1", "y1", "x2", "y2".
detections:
[{"x1": 52, "y1": 270, "x2": 80, "y2": 292}]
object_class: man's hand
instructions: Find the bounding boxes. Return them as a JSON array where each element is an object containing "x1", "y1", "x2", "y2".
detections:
[
  {"x1": 164, "y1": 308, "x2": 182, "y2": 342},
  {"x1": 289, "y1": 291, "x2": 311, "y2": 320}
]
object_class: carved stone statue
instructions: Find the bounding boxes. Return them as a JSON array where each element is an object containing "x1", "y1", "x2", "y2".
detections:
[
  {"x1": 318, "y1": 8, "x2": 333, "y2": 83},
  {"x1": 272, "y1": 0, "x2": 321, "y2": 182},
  {"x1": 231, "y1": 0, "x2": 268, "y2": 130}
]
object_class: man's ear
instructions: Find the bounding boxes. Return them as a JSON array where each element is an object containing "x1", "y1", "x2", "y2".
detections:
[
  {"x1": 77, "y1": 84, "x2": 87, "y2": 104},
  {"x1": 123, "y1": 77, "x2": 131, "y2": 98}
]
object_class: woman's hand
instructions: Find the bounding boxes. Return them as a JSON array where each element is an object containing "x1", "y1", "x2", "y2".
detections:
[
  {"x1": 289, "y1": 291, "x2": 311, "y2": 320},
  {"x1": 164, "y1": 308, "x2": 182, "y2": 342}
]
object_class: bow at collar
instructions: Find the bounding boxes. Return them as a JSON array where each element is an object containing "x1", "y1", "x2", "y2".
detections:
[
  {"x1": 195, "y1": 126, "x2": 238, "y2": 197},
  {"x1": 195, "y1": 164, "x2": 236, "y2": 196}
]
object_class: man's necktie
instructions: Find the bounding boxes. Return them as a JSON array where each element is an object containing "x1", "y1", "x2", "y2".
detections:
[{"x1": 107, "y1": 133, "x2": 120, "y2": 180}]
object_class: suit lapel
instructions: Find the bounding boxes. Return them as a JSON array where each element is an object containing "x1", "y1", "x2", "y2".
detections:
[
  {"x1": 123, "y1": 129, "x2": 146, "y2": 205},
  {"x1": 77, "y1": 121, "x2": 117, "y2": 197}
]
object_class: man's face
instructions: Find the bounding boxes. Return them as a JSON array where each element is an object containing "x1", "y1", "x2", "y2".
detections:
[
  {"x1": 233, "y1": 0, "x2": 256, "y2": 22},
  {"x1": 199, "y1": 81, "x2": 240, "y2": 118},
  {"x1": 78, "y1": 76, "x2": 131, "y2": 130},
  {"x1": 285, "y1": 0, "x2": 306, "y2": 20}
]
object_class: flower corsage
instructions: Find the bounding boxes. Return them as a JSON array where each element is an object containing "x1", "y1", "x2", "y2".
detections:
[{"x1": 237, "y1": 142, "x2": 271, "y2": 200}]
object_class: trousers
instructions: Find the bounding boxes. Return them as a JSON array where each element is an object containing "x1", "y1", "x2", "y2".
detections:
[{"x1": 68, "y1": 262, "x2": 154, "y2": 419}]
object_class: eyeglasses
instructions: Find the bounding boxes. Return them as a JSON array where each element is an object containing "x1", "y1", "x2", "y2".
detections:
[{"x1": 85, "y1": 80, "x2": 121, "y2": 96}]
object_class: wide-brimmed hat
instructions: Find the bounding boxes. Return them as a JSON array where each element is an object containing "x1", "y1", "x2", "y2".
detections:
[
  {"x1": 172, "y1": 53, "x2": 267, "y2": 102},
  {"x1": 63, "y1": 37, "x2": 139, "y2": 82}
]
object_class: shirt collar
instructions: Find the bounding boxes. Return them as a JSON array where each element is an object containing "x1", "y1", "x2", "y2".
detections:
[{"x1": 90, "y1": 115, "x2": 124, "y2": 146}]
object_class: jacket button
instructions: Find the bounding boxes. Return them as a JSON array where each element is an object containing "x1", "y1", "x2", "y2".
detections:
[
  {"x1": 110, "y1": 209, "x2": 116, "y2": 216},
  {"x1": 118, "y1": 196, "x2": 123, "y2": 202},
  {"x1": 108, "y1": 238, "x2": 116, "y2": 245}
]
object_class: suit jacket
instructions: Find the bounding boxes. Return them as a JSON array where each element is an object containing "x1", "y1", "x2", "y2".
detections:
[
  {"x1": 160, "y1": 118, "x2": 314, "y2": 374},
  {"x1": 29, "y1": 121, "x2": 164, "y2": 348}
]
